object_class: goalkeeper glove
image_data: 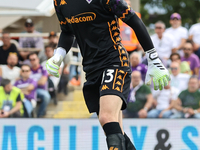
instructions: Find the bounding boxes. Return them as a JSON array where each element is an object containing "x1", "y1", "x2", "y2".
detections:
[
  {"x1": 145, "y1": 48, "x2": 170, "y2": 90},
  {"x1": 46, "y1": 47, "x2": 66, "y2": 78}
]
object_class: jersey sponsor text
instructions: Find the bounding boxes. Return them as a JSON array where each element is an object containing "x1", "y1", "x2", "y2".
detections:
[{"x1": 66, "y1": 12, "x2": 96, "y2": 24}]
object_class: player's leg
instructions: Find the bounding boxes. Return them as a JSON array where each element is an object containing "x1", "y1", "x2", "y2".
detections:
[
  {"x1": 119, "y1": 111, "x2": 136, "y2": 150},
  {"x1": 118, "y1": 111, "x2": 124, "y2": 134},
  {"x1": 99, "y1": 95, "x2": 126, "y2": 150}
]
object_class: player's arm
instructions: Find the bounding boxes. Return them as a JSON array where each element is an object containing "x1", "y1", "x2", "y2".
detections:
[
  {"x1": 102, "y1": 0, "x2": 170, "y2": 90},
  {"x1": 54, "y1": 0, "x2": 74, "y2": 51},
  {"x1": 46, "y1": 1, "x2": 74, "y2": 77},
  {"x1": 101, "y1": 0, "x2": 153, "y2": 51}
]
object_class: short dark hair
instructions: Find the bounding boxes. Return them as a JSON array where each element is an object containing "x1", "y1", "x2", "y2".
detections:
[
  {"x1": 45, "y1": 43, "x2": 57, "y2": 50},
  {"x1": 50, "y1": 43, "x2": 57, "y2": 49},
  {"x1": 185, "y1": 39, "x2": 194, "y2": 45},
  {"x1": 2, "y1": 31, "x2": 10, "y2": 35},
  {"x1": 45, "y1": 44, "x2": 54, "y2": 50},
  {"x1": 170, "y1": 53, "x2": 180, "y2": 60},
  {"x1": 27, "y1": 52, "x2": 38, "y2": 60},
  {"x1": 0, "y1": 78, "x2": 11, "y2": 87}
]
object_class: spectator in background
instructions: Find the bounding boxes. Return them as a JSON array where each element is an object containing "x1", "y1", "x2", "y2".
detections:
[
  {"x1": 170, "y1": 53, "x2": 191, "y2": 74},
  {"x1": 170, "y1": 62, "x2": 190, "y2": 93},
  {"x1": 18, "y1": 50, "x2": 32, "y2": 67},
  {"x1": 0, "y1": 32, "x2": 18, "y2": 65},
  {"x1": 189, "y1": 18, "x2": 200, "y2": 59},
  {"x1": 123, "y1": 71, "x2": 153, "y2": 118},
  {"x1": 171, "y1": 76, "x2": 200, "y2": 118},
  {"x1": 0, "y1": 79, "x2": 23, "y2": 118},
  {"x1": 18, "y1": 19, "x2": 45, "y2": 62},
  {"x1": 28, "y1": 52, "x2": 50, "y2": 117},
  {"x1": 48, "y1": 31, "x2": 58, "y2": 47},
  {"x1": 41, "y1": 45, "x2": 64, "y2": 88},
  {"x1": 151, "y1": 21, "x2": 176, "y2": 62},
  {"x1": 165, "y1": 13, "x2": 188, "y2": 55},
  {"x1": 147, "y1": 82, "x2": 179, "y2": 118},
  {"x1": 181, "y1": 40, "x2": 200, "y2": 76},
  {"x1": 130, "y1": 52, "x2": 147, "y2": 81},
  {"x1": 0, "y1": 53, "x2": 20, "y2": 85},
  {"x1": 14, "y1": 64, "x2": 37, "y2": 117}
]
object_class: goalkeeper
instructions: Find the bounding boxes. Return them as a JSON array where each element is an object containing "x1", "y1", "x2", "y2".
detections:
[{"x1": 47, "y1": 0, "x2": 170, "y2": 149}]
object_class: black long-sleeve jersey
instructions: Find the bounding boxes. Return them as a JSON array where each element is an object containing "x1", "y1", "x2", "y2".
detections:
[{"x1": 54, "y1": 0, "x2": 153, "y2": 79}]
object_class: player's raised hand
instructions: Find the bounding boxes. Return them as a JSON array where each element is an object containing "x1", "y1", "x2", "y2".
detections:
[
  {"x1": 46, "y1": 53, "x2": 63, "y2": 78},
  {"x1": 145, "y1": 49, "x2": 170, "y2": 90}
]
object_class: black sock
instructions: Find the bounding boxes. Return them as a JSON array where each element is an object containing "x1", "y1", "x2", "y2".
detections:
[
  {"x1": 124, "y1": 133, "x2": 136, "y2": 150},
  {"x1": 103, "y1": 122, "x2": 125, "y2": 150},
  {"x1": 103, "y1": 122, "x2": 122, "y2": 136}
]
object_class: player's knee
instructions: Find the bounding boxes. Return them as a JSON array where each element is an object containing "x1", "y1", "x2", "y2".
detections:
[{"x1": 99, "y1": 112, "x2": 117, "y2": 126}]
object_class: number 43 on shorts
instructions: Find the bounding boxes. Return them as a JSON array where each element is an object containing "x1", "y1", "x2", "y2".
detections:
[{"x1": 101, "y1": 68, "x2": 129, "y2": 92}]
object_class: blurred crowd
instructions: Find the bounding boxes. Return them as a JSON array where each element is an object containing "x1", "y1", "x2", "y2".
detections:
[
  {"x1": 123, "y1": 12, "x2": 200, "y2": 119},
  {"x1": 0, "y1": 10, "x2": 200, "y2": 119},
  {"x1": 0, "y1": 19, "x2": 81, "y2": 118}
]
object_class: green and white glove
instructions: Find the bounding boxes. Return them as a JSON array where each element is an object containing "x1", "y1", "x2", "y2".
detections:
[
  {"x1": 46, "y1": 54, "x2": 63, "y2": 78},
  {"x1": 46, "y1": 48, "x2": 65, "y2": 78},
  {"x1": 145, "y1": 48, "x2": 170, "y2": 90}
]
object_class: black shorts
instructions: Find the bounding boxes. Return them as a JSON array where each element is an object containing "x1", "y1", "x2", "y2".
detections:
[{"x1": 83, "y1": 66, "x2": 131, "y2": 113}]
